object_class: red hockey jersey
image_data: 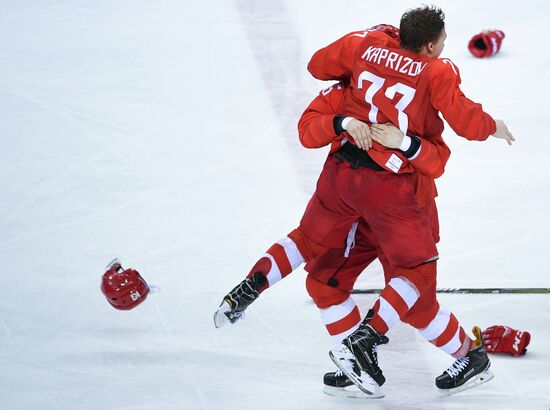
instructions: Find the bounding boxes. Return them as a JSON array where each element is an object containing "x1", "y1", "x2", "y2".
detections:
[
  {"x1": 307, "y1": 29, "x2": 496, "y2": 173},
  {"x1": 298, "y1": 84, "x2": 449, "y2": 205}
]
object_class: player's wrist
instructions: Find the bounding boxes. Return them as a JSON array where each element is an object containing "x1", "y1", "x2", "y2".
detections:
[
  {"x1": 341, "y1": 116, "x2": 356, "y2": 130},
  {"x1": 333, "y1": 115, "x2": 345, "y2": 134},
  {"x1": 399, "y1": 135, "x2": 412, "y2": 151},
  {"x1": 401, "y1": 135, "x2": 421, "y2": 159}
]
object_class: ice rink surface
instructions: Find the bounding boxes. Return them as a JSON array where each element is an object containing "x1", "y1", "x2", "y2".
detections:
[{"x1": 0, "y1": 0, "x2": 549, "y2": 409}]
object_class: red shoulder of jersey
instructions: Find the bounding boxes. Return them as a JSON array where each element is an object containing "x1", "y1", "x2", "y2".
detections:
[
  {"x1": 429, "y1": 58, "x2": 462, "y2": 84},
  {"x1": 298, "y1": 84, "x2": 346, "y2": 149},
  {"x1": 308, "y1": 29, "x2": 399, "y2": 81}
]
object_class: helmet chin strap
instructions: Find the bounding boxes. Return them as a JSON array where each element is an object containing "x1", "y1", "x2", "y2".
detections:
[{"x1": 105, "y1": 258, "x2": 123, "y2": 272}]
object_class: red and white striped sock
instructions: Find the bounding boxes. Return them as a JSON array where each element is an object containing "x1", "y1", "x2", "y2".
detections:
[
  {"x1": 247, "y1": 236, "x2": 305, "y2": 291},
  {"x1": 369, "y1": 277, "x2": 420, "y2": 334},
  {"x1": 418, "y1": 306, "x2": 472, "y2": 358},
  {"x1": 319, "y1": 296, "x2": 361, "y2": 347}
]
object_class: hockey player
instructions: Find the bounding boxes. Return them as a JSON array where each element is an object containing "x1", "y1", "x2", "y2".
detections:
[
  {"x1": 215, "y1": 92, "x2": 451, "y2": 399},
  {"x1": 214, "y1": 80, "x2": 490, "y2": 397},
  {"x1": 214, "y1": 80, "x2": 523, "y2": 397},
  {"x1": 298, "y1": 83, "x2": 448, "y2": 398},
  {"x1": 305, "y1": 5, "x2": 513, "y2": 396},
  {"x1": 215, "y1": 11, "x2": 513, "y2": 395}
]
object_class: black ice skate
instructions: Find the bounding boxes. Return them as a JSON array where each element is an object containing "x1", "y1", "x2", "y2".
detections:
[
  {"x1": 436, "y1": 326, "x2": 494, "y2": 395},
  {"x1": 329, "y1": 310, "x2": 388, "y2": 398},
  {"x1": 213, "y1": 272, "x2": 267, "y2": 328},
  {"x1": 323, "y1": 369, "x2": 376, "y2": 399}
]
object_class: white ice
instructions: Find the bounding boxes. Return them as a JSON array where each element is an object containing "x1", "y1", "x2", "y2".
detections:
[{"x1": 0, "y1": 1, "x2": 549, "y2": 409}]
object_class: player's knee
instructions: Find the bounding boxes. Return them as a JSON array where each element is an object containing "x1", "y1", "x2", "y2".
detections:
[
  {"x1": 399, "y1": 260, "x2": 437, "y2": 293},
  {"x1": 305, "y1": 274, "x2": 349, "y2": 309},
  {"x1": 288, "y1": 228, "x2": 328, "y2": 261},
  {"x1": 403, "y1": 299, "x2": 439, "y2": 329}
]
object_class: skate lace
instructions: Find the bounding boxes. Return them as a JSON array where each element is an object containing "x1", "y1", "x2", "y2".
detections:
[
  {"x1": 231, "y1": 280, "x2": 257, "y2": 311},
  {"x1": 335, "y1": 369, "x2": 344, "y2": 377},
  {"x1": 372, "y1": 346, "x2": 378, "y2": 365},
  {"x1": 445, "y1": 356, "x2": 470, "y2": 377}
]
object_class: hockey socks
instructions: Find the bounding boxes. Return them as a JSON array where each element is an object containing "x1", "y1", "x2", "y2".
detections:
[
  {"x1": 246, "y1": 235, "x2": 305, "y2": 290},
  {"x1": 365, "y1": 278, "x2": 473, "y2": 358},
  {"x1": 319, "y1": 296, "x2": 361, "y2": 346},
  {"x1": 368, "y1": 277, "x2": 420, "y2": 334},
  {"x1": 418, "y1": 306, "x2": 472, "y2": 358},
  {"x1": 246, "y1": 227, "x2": 329, "y2": 291}
]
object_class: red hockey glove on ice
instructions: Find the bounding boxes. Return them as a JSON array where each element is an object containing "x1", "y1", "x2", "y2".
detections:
[
  {"x1": 468, "y1": 30, "x2": 505, "y2": 58},
  {"x1": 482, "y1": 325, "x2": 531, "y2": 356}
]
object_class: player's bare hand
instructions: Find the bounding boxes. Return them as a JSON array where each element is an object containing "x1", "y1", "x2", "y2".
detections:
[
  {"x1": 345, "y1": 118, "x2": 372, "y2": 151},
  {"x1": 492, "y1": 120, "x2": 515, "y2": 145},
  {"x1": 370, "y1": 123, "x2": 404, "y2": 149}
]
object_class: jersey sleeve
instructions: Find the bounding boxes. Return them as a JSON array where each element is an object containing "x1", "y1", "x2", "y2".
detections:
[
  {"x1": 409, "y1": 135, "x2": 451, "y2": 179},
  {"x1": 307, "y1": 30, "x2": 368, "y2": 81},
  {"x1": 428, "y1": 59, "x2": 496, "y2": 140},
  {"x1": 298, "y1": 84, "x2": 344, "y2": 148}
]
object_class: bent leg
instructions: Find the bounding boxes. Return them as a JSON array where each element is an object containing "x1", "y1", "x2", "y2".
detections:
[
  {"x1": 246, "y1": 228, "x2": 325, "y2": 293},
  {"x1": 306, "y1": 275, "x2": 361, "y2": 347}
]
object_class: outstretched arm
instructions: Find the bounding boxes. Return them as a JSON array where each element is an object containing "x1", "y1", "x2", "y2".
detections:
[
  {"x1": 492, "y1": 120, "x2": 515, "y2": 145},
  {"x1": 429, "y1": 59, "x2": 514, "y2": 145}
]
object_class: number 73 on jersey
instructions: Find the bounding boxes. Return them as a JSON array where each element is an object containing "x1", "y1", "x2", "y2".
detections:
[{"x1": 358, "y1": 70, "x2": 416, "y2": 134}]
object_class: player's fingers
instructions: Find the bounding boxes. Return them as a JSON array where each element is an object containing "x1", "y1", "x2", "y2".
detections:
[
  {"x1": 362, "y1": 126, "x2": 372, "y2": 149},
  {"x1": 359, "y1": 128, "x2": 369, "y2": 151},
  {"x1": 354, "y1": 130, "x2": 365, "y2": 150},
  {"x1": 352, "y1": 136, "x2": 362, "y2": 150},
  {"x1": 370, "y1": 129, "x2": 382, "y2": 139},
  {"x1": 371, "y1": 127, "x2": 385, "y2": 141},
  {"x1": 371, "y1": 123, "x2": 385, "y2": 132},
  {"x1": 366, "y1": 133, "x2": 373, "y2": 149}
]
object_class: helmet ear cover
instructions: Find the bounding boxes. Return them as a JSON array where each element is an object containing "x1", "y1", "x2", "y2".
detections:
[{"x1": 101, "y1": 265, "x2": 150, "y2": 310}]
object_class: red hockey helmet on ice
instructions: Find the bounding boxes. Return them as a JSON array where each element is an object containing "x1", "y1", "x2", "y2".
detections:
[{"x1": 101, "y1": 259, "x2": 150, "y2": 310}]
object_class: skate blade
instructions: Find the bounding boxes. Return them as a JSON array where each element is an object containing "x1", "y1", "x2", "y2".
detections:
[
  {"x1": 329, "y1": 347, "x2": 384, "y2": 398},
  {"x1": 438, "y1": 369, "x2": 494, "y2": 396},
  {"x1": 213, "y1": 301, "x2": 231, "y2": 328},
  {"x1": 213, "y1": 301, "x2": 244, "y2": 328},
  {"x1": 323, "y1": 385, "x2": 382, "y2": 400}
]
